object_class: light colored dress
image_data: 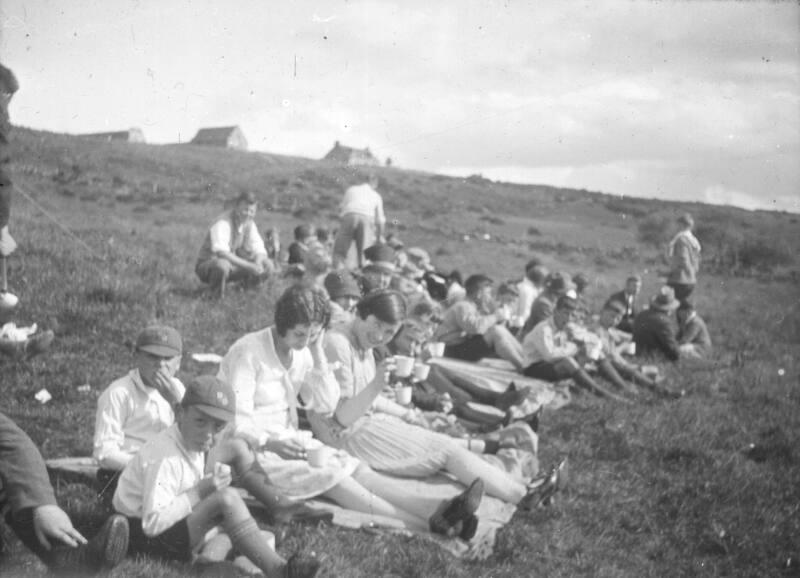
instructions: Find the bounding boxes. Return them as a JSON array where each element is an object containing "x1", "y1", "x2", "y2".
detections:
[
  {"x1": 217, "y1": 327, "x2": 359, "y2": 500},
  {"x1": 308, "y1": 321, "x2": 459, "y2": 478}
]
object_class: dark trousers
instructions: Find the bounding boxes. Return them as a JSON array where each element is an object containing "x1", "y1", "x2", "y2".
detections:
[{"x1": 667, "y1": 282, "x2": 694, "y2": 305}]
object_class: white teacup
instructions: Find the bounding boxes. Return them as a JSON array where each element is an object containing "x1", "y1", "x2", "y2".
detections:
[
  {"x1": 394, "y1": 355, "x2": 415, "y2": 378},
  {"x1": 0, "y1": 291, "x2": 18, "y2": 309},
  {"x1": 428, "y1": 342, "x2": 446, "y2": 357},
  {"x1": 396, "y1": 385, "x2": 413, "y2": 405},
  {"x1": 307, "y1": 445, "x2": 334, "y2": 468},
  {"x1": 413, "y1": 363, "x2": 431, "y2": 382}
]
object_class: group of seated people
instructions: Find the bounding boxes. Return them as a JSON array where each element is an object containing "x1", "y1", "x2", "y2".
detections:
[
  {"x1": 4, "y1": 202, "x2": 713, "y2": 577},
  {"x1": 80, "y1": 276, "x2": 571, "y2": 576}
]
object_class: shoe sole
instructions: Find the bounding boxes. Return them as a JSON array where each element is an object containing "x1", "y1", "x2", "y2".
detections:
[{"x1": 100, "y1": 515, "x2": 129, "y2": 569}]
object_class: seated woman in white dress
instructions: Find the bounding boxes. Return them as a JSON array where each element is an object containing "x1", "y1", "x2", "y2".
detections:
[
  {"x1": 216, "y1": 285, "x2": 484, "y2": 539},
  {"x1": 307, "y1": 290, "x2": 562, "y2": 509}
]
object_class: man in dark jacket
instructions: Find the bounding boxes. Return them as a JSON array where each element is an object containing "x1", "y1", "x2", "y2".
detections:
[
  {"x1": 632, "y1": 286, "x2": 681, "y2": 361},
  {"x1": 604, "y1": 274, "x2": 642, "y2": 333},
  {"x1": 1, "y1": 411, "x2": 129, "y2": 574}
]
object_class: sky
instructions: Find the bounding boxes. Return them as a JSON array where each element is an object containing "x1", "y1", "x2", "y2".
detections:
[{"x1": 1, "y1": 0, "x2": 798, "y2": 213}]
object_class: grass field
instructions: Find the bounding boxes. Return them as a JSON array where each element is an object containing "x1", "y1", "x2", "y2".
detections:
[{"x1": 1, "y1": 128, "x2": 798, "y2": 577}]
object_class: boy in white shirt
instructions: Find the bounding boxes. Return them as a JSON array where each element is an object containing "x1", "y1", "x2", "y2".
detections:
[
  {"x1": 93, "y1": 325, "x2": 185, "y2": 503},
  {"x1": 113, "y1": 375, "x2": 321, "y2": 578}
]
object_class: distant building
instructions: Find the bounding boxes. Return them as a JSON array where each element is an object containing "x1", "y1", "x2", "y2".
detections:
[
  {"x1": 190, "y1": 126, "x2": 248, "y2": 151},
  {"x1": 323, "y1": 140, "x2": 380, "y2": 167},
  {"x1": 82, "y1": 128, "x2": 145, "y2": 143}
]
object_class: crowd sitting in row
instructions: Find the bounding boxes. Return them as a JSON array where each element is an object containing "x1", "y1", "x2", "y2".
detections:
[{"x1": 1, "y1": 175, "x2": 708, "y2": 577}]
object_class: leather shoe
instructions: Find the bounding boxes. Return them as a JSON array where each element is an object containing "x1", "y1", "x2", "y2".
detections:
[
  {"x1": 459, "y1": 514, "x2": 479, "y2": 542},
  {"x1": 53, "y1": 514, "x2": 129, "y2": 576},
  {"x1": 495, "y1": 382, "x2": 528, "y2": 411},
  {"x1": 520, "y1": 457, "x2": 568, "y2": 511},
  {"x1": 286, "y1": 552, "x2": 321, "y2": 578},
  {"x1": 429, "y1": 478, "x2": 484, "y2": 535}
]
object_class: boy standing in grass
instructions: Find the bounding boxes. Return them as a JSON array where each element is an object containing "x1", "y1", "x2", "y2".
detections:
[
  {"x1": 112, "y1": 375, "x2": 321, "y2": 578},
  {"x1": 93, "y1": 325, "x2": 185, "y2": 502}
]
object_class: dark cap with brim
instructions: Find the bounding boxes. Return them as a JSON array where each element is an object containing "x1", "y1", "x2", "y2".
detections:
[
  {"x1": 136, "y1": 325, "x2": 182, "y2": 357},
  {"x1": 182, "y1": 375, "x2": 236, "y2": 422}
]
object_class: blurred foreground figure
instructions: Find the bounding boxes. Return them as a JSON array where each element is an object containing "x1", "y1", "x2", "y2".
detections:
[
  {"x1": 195, "y1": 191, "x2": 275, "y2": 298},
  {"x1": 0, "y1": 411, "x2": 129, "y2": 575},
  {"x1": 0, "y1": 63, "x2": 54, "y2": 362}
]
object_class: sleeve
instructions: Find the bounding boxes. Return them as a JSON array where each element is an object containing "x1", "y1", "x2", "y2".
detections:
[
  {"x1": 93, "y1": 387, "x2": 135, "y2": 470},
  {"x1": 452, "y1": 302, "x2": 498, "y2": 336},
  {"x1": 140, "y1": 457, "x2": 194, "y2": 537},
  {"x1": 243, "y1": 222, "x2": 268, "y2": 257},
  {"x1": 208, "y1": 218, "x2": 233, "y2": 254},
  {"x1": 218, "y1": 346, "x2": 264, "y2": 447},
  {"x1": 0, "y1": 412, "x2": 57, "y2": 513},
  {"x1": 297, "y1": 352, "x2": 341, "y2": 416},
  {"x1": 324, "y1": 332, "x2": 357, "y2": 400}
]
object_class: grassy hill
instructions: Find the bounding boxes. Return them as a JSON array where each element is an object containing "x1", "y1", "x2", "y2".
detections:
[{"x1": 1, "y1": 127, "x2": 798, "y2": 577}]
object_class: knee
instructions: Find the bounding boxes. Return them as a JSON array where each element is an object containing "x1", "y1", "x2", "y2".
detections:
[{"x1": 215, "y1": 486, "x2": 245, "y2": 510}]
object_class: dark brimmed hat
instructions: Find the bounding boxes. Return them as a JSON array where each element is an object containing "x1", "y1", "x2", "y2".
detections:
[
  {"x1": 650, "y1": 286, "x2": 680, "y2": 312},
  {"x1": 364, "y1": 243, "x2": 395, "y2": 265},
  {"x1": 182, "y1": 375, "x2": 236, "y2": 422},
  {"x1": 136, "y1": 325, "x2": 182, "y2": 357},
  {"x1": 325, "y1": 271, "x2": 362, "y2": 300}
]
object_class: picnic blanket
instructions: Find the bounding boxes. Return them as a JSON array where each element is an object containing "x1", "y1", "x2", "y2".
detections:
[
  {"x1": 46, "y1": 457, "x2": 517, "y2": 560},
  {"x1": 246, "y1": 473, "x2": 517, "y2": 560},
  {"x1": 428, "y1": 357, "x2": 572, "y2": 413}
]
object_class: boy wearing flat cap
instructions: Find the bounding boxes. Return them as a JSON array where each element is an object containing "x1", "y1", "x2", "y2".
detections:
[
  {"x1": 94, "y1": 325, "x2": 185, "y2": 502},
  {"x1": 113, "y1": 376, "x2": 321, "y2": 578}
]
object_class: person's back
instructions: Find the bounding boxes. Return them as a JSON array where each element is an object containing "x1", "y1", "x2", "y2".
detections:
[
  {"x1": 676, "y1": 303, "x2": 712, "y2": 358},
  {"x1": 632, "y1": 287, "x2": 680, "y2": 361}
]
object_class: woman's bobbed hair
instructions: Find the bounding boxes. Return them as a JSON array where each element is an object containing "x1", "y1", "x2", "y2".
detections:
[
  {"x1": 355, "y1": 289, "x2": 407, "y2": 325},
  {"x1": 274, "y1": 285, "x2": 331, "y2": 336}
]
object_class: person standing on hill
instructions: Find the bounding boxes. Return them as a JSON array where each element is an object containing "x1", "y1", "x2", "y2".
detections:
[
  {"x1": 195, "y1": 191, "x2": 275, "y2": 298},
  {"x1": 666, "y1": 213, "x2": 701, "y2": 304},
  {"x1": 332, "y1": 175, "x2": 386, "y2": 269}
]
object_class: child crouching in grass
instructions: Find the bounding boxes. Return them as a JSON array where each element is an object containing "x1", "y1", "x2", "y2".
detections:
[{"x1": 112, "y1": 375, "x2": 321, "y2": 578}]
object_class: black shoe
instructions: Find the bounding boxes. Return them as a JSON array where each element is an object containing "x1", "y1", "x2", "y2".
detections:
[
  {"x1": 495, "y1": 382, "x2": 528, "y2": 411},
  {"x1": 520, "y1": 458, "x2": 568, "y2": 511},
  {"x1": 429, "y1": 478, "x2": 484, "y2": 535},
  {"x1": 459, "y1": 514, "x2": 479, "y2": 542},
  {"x1": 53, "y1": 514, "x2": 129, "y2": 576},
  {"x1": 286, "y1": 552, "x2": 321, "y2": 578}
]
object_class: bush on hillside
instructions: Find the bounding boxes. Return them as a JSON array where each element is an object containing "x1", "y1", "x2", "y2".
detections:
[
  {"x1": 738, "y1": 238, "x2": 794, "y2": 272},
  {"x1": 637, "y1": 215, "x2": 671, "y2": 247}
]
